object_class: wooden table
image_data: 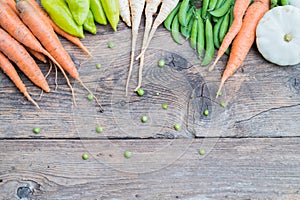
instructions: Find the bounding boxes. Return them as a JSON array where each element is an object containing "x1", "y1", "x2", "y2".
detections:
[{"x1": 1, "y1": 19, "x2": 300, "y2": 199}]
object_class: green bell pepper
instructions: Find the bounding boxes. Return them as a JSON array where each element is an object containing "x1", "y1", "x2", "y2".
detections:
[{"x1": 83, "y1": 10, "x2": 97, "y2": 34}]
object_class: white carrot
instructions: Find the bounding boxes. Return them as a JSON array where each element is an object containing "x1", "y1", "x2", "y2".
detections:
[
  {"x1": 119, "y1": 0, "x2": 131, "y2": 27},
  {"x1": 136, "y1": 0, "x2": 179, "y2": 60},
  {"x1": 125, "y1": 0, "x2": 146, "y2": 95},
  {"x1": 134, "y1": 0, "x2": 162, "y2": 91}
]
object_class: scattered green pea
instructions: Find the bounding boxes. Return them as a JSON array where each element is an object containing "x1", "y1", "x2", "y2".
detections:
[
  {"x1": 96, "y1": 63, "x2": 101, "y2": 69},
  {"x1": 162, "y1": 104, "x2": 168, "y2": 109},
  {"x1": 137, "y1": 88, "x2": 145, "y2": 96},
  {"x1": 96, "y1": 126, "x2": 103, "y2": 133},
  {"x1": 203, "y1": 109, "x2": 209, "y2": 116},
  {"x1": 124, "y1": 150, "x2": 132, "y2": 158},
  {"x1": 141, "y1": 116, "x2": 148, "y2": 123},
  {"x1": 220, "y1": 102, "x2": 226, "y2": 107},
  {"x1": 82, "y1": 153, "x2": 89, "y2": 160},
  {"x1": 33, "y1": 127, "x2": 40, "y2": 134},
  {"x1": 108, "y1": 41, "x2": 114, "y2": 48},
  {"x1": 87, "y1": 93, "x2": 94, "y2": 101},
  {"x1": 217, "y1": 91, "x2": 222, "y2": 96},
  {"x1": 174, "y1": 123, "x2": 180, "y2": 131},
  {"x1": 199, "y1": 149, "x2": 205, "y2": 155},
  {"x1": 155, "y1": 92, "x2": 160, "y2": 96},
  {"x1": 158, "y1": 59, "x2": 165, "y2": 67}
]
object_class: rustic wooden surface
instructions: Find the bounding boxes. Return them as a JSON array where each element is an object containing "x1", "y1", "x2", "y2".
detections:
[{"x1": 0, "y1": 8, "x2": 300, "y2": 199}]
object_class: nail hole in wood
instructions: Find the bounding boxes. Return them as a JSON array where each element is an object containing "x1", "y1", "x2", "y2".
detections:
[{"x1": 17, "y1": 186, "x2": 32, "y2": 199}]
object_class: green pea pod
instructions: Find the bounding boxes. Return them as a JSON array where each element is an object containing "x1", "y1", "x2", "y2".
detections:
[
  {"x1": 66, "y1": 0, "x2": 90, "y2": 26},
  {"x1": 280, "y1": 0, "x2": 289, "y2": 5},
  {"x1": 190, "y1": 18, "x2": 198, "y2": 49},
  {"x1": 90, "y1": 0, "x2": 107, "y2": 25},
  {"x1": 201, "y1": 18, "x2": 214, "y2": 66},
  {"x1": 180, "y1": 6, "x2": 194, "y2": 38},
  {"x1": 271, "y1": 0, "x2": 278, "y2": 8},
  {"x1": 229, "y1": 6, "x2": 234, "y2": 27},
  {"x1": 213, "y1": 16, "x2": 223, "y2": 49},
  {"x1": 201, "y1": 0, "x2": 209, "y2": 19},
  {"x1": 219, "y1": 11, "x2": 230, "y2": 43},
  {"x1": 208, "y1": 0, "x2": 218, "y2": 11},
  {"x1": 179, "y1": 0, "x2": 190, "y2": 26},
  {"x1": 209, "y1": 0, "x2": 233, "y2": 17},
  {"x1": 100, "y1": 0, "x2": 119, "y2": 31},
  {"x1": 83, "y1": 10, "x2": 97, "y2": 34},
  {"x1": 41, "y1": 0, "x2": 84, "y2": 38},
  {"x1": 215, "y1": 0, "x2": 226, "y2": 9},
  {"x1": 171, "y1": 14, "x2": 183, "y2": 44},
  {"x1": 164, "y1": 2, "x2": 181, "y2": 31},
  {"x1": 196, "y1": 10, "x2": 205, "y2": 58}
]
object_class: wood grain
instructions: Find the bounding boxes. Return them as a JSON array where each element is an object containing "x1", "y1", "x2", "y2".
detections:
[{"x1": 1, "y1": 138, "x2": 300, "y2": 199}]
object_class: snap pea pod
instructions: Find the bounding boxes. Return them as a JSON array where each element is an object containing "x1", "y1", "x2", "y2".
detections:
[
  {"x1": 219, "y1": 10, "x2": 230, "y2": 43},
  {"x1": 209, "y1": 0, "x2": 233, "y2": 17},
  {"x1": 66, "y1": 0, "x2": 90, "y2": 26},
  {"x1": 215, "y1": 0, "x2": 226, "y2": 9},
  {"x1": 280, "y1": 0, "x2": 289, "y2": 5},
  {"x1": 208, "y1": 0, "x2": 218, "y2": 11},
  {"x1": 171, "y1": 14, "x2": 183, "y2": 44},
  {"x1": 201, "y1": 0, "x2": 209, "y2": 19},
  {"x1": 180, "y1": 6, "x2": 194, "y2": 38},
  {"x1": 90, "y1": 0, "x2": 107, "y2": 25},
  {"x1": 201, "y1": 18, "x2": 214, "y2": 66},
  {"x1": 271, "y1": 0, "x2": 278, "y2": 8},
  {"x1": 229, "y1": 6, "x2": 234, "y2": 27},
  {"x1": 83, "y1": 10, "x2": 97, "y2": 34},
  {"x1": 100, "y1": 0, "x2": 119, "y2": 31},
  {"x1": 41, "y1": 0, "x2": 84, "y2": 38},
  {"x1": 196, "y1": 9, "x2": 205, "y2": 58},
  {"x1": 213, "y1": 16, "x2": 223, "y2": 49},
  {"x1": 164, "y1": 2, "x2": 181, "y2": 31},
  {"x1": 179, "y1": 0, "x2": 190, "y2": 26},
  {"x1": 190, "y1": 18, "x2": 198, "y2": 49}
]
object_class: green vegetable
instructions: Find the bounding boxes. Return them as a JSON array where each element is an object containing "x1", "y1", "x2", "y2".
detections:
[
  {"x1": 208, "y1": 0, "x2": 218, "y2": 11},
  {"x1": 202, "y1": 0, "x2": 210, "y2": 19},
  {"x1": 137, "y1": 88, "x2": 144, "y2": 96},
  {"x1": 209, "y1": 0, "x2": 233, "y2": 17},
  {"x1": 180, "y1": 7, "x2": 194, "y2": 39},
  {"x1": 215, "y1": 0, "x2": 226, "y2": 9},
  {"x1": 66, "y1": 0, "x2": 90, "y2": 26},
  {"x1": 220, "y1": 102, "x2": 226, "y2": 107},
  {"x1": 90, "y1": 0, "x2": 107, "y2": 25},
  {"x1": 83, "y1": 10, "x2": 97, "y2": 34},
  {"x1": 190, "y1": 18, "x2": 198, "y2": 49},
  {"x1": 213, "y1": 15, "x2": 223, "y2": 49},
  {"x1": 199, "y1": 149, "x2": 205, "y2": 155},
  {"x1": 162, "y1": 104, "x2": 168, "y2": 109},
  {"x1": 82, "y1": 153, "x2": 89, "y2": 160},
  {"x1": 124, "y1": 150, "x2": 132, "y2": 158},
  {"x1": 171, "y1": 14, "x2": 183, "y2": 44},
  {"x1": 100, "y1": 0, "x2": 119, "y2": 31},
  {"x1": 33, "y1": 127, "x2": 40, "y2": 134},
  {"x1": 96, "y1": 126, "x2": 103, "y2": 133},
  {"x1": 203, "y1": 109, "x2": 209, "y2": 116},
  {"x1": 219, "y1": 11, "x2": 230, "y2": 43},
  {"x1": 155, "y1": 92, "x2": 160, "y2": 96},
  {"x1": 164, "y1": 2, "x2": 182, "y2": 31},
  {"x1": 178, "y1": 0, "x2": 190, "y2": 26},
  {"x1": 280, "y1": 0, "x2": 289, "y2": 6},
  {"x1": 108, "y1": 41, "x2": 114, "y2": 48},
  {"x1": 196, "y1": 9, "x2": 205, "y2": 58},
  {"x1": 141, "y1": 116, "x2": 148, "y2": 123},
  {"x1": 41, "y1": 0, "x2": 84, "y2": 38},
  {"x1": 174, "y1": 123, "x2": 180, "y2": 131},
  {"x1": 87, "y1": 93, "x2": 94, "y2": 100},
  {"x1": 201, "y1": 18, "x2": 214, "y2": 66},
  {"x1": 96, "y1": 63, "x2": 101, "y2": 69},
  {"x1": 158, "y1": 59, "x2": 165, "y2": 67}
]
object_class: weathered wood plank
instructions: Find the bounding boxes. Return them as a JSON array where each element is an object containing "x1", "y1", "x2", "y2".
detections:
[
  {"x1": 0, "y1": 21, "x2": 299, "y2": 139},
  {"x1": 0, "y1": 138, "x2": 300, "y2": 199}
]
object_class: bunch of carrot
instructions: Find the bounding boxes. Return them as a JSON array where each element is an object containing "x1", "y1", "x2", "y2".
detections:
[{"x1": 0, "y1": 0, "x2": 94, "y2": 108}]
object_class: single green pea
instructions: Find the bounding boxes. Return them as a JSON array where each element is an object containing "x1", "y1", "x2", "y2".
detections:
[
  {"x1": 220, "y1": 102, "x2": 226, "y2": 107},
  {"x1": 108, "y1": 41, "x2": 114, "y2": 48},
  {"x1": 141, "y1": 116, "x2": 148, "y2": 123},
  {"x1": 87, "y1": 93, "x2": 94, "y2": 101},
  {"x1": 171, "y1": 14, "x2": 183, "y2": 45},
  {"x1": 137, "y1": 88, "x2": 145, "y2": 96},
  {"x1": 96, "y1": 126, "x2": 103, "y2": 133},
  {"x1": 203, "y1": 109, "x2": 209, "y2": 116},
  {"x1": 82, "y1": 153, "x2": 89, "y2": 160},
  {"x1": 96, "y1": 63, "x2": 101, "y2": 69},
  {"x1": 162, "y1": 104, "x2": 168, "y2": 109},
  {"x1": 217, "y1": 91, "x2": 222, "y2": 97},
  {"x1": 158, "y1": 59, "x2": 165, "y2": 67},
  {"x1": 199, "y1": 149, "x2": 205, "y2": 155},
  {"x1": 33, "y1": 127, "x2": 40, "y2": 134},
  {"x1": 201, "y1": 18, "x2": 214, "y2": 66},
  {"x1": 164, "y1": 2, "x2": 182, "y2": 31},
  {"x1": 155, "y1": 92, "x2": 160, "y2": 96},
  {"x1": 174, "y1": 123, "x2": 180, "y2": 131},
  {"x1": 124, "y1": 150, "x2": 132, "y2": 158}
]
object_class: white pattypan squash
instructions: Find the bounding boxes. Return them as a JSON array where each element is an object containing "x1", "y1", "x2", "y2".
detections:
[
  {"x1": 256, "y1": 5, "x2": 300, "y2": 66},
  {"x1": 290, "y1": 0, "x2": 300, "y2": 9}
]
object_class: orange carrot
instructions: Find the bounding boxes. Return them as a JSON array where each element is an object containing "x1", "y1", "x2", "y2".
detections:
[
  {"x1": 26, "y1": 0, "x2": 91, "y2": 56},
  {"x1": 1, "y1": 0, "x2": 17, "y2": 13},
  {"x1": 209, "y1": 0, "x2": 251, "y2": 71},
  {"x1": 0, "y1": 28, "x2": 50, "y2": 92},
  {"x1": 216, "y1": 0, "x2": 270, "y2": 96},
  {"x1": 27, "y1": 48, "x2": 47, "y2": 63},
  {"x1": 0, "y1": 52, "x2": 39, "y2": 108}
]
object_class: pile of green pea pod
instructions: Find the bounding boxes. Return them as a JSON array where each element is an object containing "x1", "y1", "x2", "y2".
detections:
[
  {"x1": 164, "y1": 0, "x2": 234, "y2": 66},
  {"x1": 41, "y1": 0, "x2": 119, "y2": 38}
]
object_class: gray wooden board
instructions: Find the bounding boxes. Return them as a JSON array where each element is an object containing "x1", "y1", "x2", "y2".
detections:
[{"x1": 0, "y1": 138, "x2": 300, "y2": 199}]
